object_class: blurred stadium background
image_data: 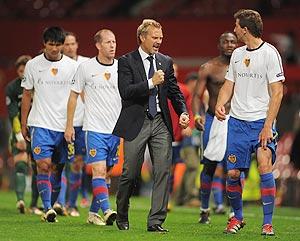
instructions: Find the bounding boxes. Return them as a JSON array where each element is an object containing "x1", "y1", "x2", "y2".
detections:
[{"x1": 0, "y1": 0, "x2": 300, "y2": 207}]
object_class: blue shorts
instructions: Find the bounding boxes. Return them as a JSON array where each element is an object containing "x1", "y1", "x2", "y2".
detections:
[
  {"x1": 30, "y1": 127, "x2": 74, "y2": 164},
  {"x1": 74, "y1": 127, "x2": 86, "y2": 156},
  {"x1": 201, "y1": 112, "x2": 227, "y2": 165},
  {"x1": 171, "y1": 144, "x2": 183, "y2": 164},
  {"x1": 85, "y1": 131, "x2": 120, "y2": 167},
  {"x1": 226, "y1": 117, "x2": 277, "y2": 170}
]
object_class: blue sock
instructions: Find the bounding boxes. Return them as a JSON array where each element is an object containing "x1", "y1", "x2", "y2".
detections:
[
  {"x1": 212, "y1": 176, "x2": 224, "y2": 207},
  {"x1": 50, "y1": 172, "x2": 61, "y2": 206},
  {"x1": 37, "y1": 174, "x2": 52, "y2": 211},
  {"x1": 57, "y1": 169, "x2": 67, "y2": 206},
  {"x1": 227, "y1": 177, "x2": 243, "y2": 221},
  {"x1": 200, "y1": 171, "x2": 212, "y2": 210},
  {"x1": 80, "y1": 168, "x2": 89, "y2": 199},
  {"x1": 69, "y1": 170, "x2": 82, "y2": 208},
  {"x1": 90, "y1": 178, "x2": 110, "y2": 214},
  {"x1": 260, "y1": 173, "x2": 276, "y2": 225}
]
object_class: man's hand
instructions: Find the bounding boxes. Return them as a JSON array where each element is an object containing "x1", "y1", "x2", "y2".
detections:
[
  {"x1": 152, "y1": 70, "x2": 165, "y2": 86},
  {"x1": 21, "y1": 125, "x2": 30, "y2": 142},
  {"x1": 259, "y1": 126, "x2": 273, "y2": 150},
  {"x1": 181, "y1": 126, "x2": 192, "y2": 137},
  {"x1": 215, "y1": 105, "x2": 226, "y2": 121},
  {"x1": 179, "y1": 112, "x2": 190, "y2": 129},
  {"x1": 194, "y1": 115, "x2": 205, "y2": 131},
  {"x1": 64, "y1": 126, "x2": 75, "y2": 143}
]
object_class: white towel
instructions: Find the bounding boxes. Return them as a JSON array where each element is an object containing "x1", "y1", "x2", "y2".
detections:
[{"x1": 203, "y1": 115, "x2": 229, "y2": 161}]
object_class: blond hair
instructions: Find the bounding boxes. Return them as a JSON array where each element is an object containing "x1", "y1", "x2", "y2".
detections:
[
  {"x1": 94, "y1": 29, "x2": 114, "y2": 43},
  {"x1": 137, "y1": 19, "x2": 162, "y2": 45}
]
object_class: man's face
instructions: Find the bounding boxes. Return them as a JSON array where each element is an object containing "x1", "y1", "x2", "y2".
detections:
[
  {"x1": 44, "y1": 41, "x2": 63, "y2": 60},
  {"x1": 234, "y1": 19, "x2": 246, "y2": 42},
  {"x1": 63, "y1": 35, "x2": 78, "y2": 59},
  {"x1": 140, "y1": 26, "x2": 163, "y2": 55},
  {"x1": 16, "y1": 65, "x2": 25, "y2": 78},
  {"x1": 219, "y1": 33, "x2": 238, "y2": 56},
  {"x1": 96, "y1": 31, "x2": 116, "y2": 60}
]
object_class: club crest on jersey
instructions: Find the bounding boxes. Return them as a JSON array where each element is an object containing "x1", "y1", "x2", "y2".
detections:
[
  {"x1": 228, "y1": 154, "x2": 236, "y2": 163},
  {"x1": 33, "y1": 146, "x2": 41, "y2": 155},
  {"x1": 51, "y1": 68, "x2": 58, "y2": 76},
  {"x1": 89, "y1": 148, "x2": 97, "y2": 157},
  {"x1": 244, "y1": 58, "x2": 250, "y2": 67},
  {"x1": 104, "y1": 72, "x2": 111, "y2": 80}
]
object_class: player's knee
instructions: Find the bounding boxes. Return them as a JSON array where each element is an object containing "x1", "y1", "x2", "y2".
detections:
[
  {"x1": 92, "y1": 164, "x2": 106, "y2": 178},
  {"x1": 37, "y1": 161, "x2": 51, "y2": 174},
  {"x1": 71, "y1": 158, "x2": 83, "y2": 173},
  {"x1": 257, "y1": 163, "x2": 272, "y2": 174},
  {"x1": 227, "y1": 169, "x2": 240, "y2": 179}
]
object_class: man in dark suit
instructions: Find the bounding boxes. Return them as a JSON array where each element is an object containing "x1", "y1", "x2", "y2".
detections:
[{"x1": 113, "y1": 19, "x2": 190, "y2": 232}]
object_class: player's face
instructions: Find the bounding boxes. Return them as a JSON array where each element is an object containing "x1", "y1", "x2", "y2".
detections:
[
  {"x1": 44, "y1": 41, "x2": 63, "y2": 60},
  {"x1": 219, "y1": 33, "x2": 238, "y2": 56},
  {"x1": 16, "y1": 65, "x2": 25, "y2": 78},
  {"x1": 140, "y1": 26, "x2": 163, "y2": 55},
  {"x1": 63, "y1": 35, "x2": 78, "y2": 59},
  {"x1": 97, "y1": 31, "x2": 116, "y2": 60},
  {"x1": 234, "y1": 19, "x2": 246, "y2": 42}
]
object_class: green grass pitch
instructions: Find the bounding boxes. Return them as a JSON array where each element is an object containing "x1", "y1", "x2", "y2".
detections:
[{"x1": 0, "y1": 191, "x2": 299, "y2": 241}]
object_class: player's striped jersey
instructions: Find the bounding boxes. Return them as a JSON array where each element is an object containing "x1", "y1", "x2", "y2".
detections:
[
  {"x1": 72, "y1": 57, "x2": 121, "y2": 134},
  {"x1": 22, "y1": 53, "x2": 78, "y2": 131},
  {"x1": 226, "y1": 42, "x2": 285, "y2": 121}
]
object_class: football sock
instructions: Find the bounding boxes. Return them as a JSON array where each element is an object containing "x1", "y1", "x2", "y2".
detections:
[
  {"x1": 212, "y1": 176, "x2": 224, "y2": 207},
  {"x1": 15, "y1": 161, "x2": 27, "y2": 201},
  {"x1": 57, "y1": 169, "x2": 67, "y2": 206},
  {"x1": 90, "y1": 178, "x2": 110, "y2": 214},
  {"x1": 227, "y1": 177, "x2": 243, "y2": 221},
  {"x1": 37, "y1": 174, "x2": 52, "y2": 211},
  {"x1": 68, "y1": 170, "x2": 82, "y2": 208},
  {"x1": 30, "y1": 160, "x2": 39, "y2": 207},
  {"x1": 260, "y1": 172, "x2": 276, "y2": 225}
]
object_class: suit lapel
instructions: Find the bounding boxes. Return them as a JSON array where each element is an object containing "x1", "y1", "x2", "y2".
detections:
[{"x1": 133, "y1": 50, "x2": 147, "y2": 82}]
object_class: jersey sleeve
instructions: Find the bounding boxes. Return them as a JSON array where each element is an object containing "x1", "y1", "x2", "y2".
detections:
[
  {"x1": 71, "y1": 63, "x2": 85, "y2": 93},
  {"x1": 5, "y1": 82, "x2": 19, "y2": 125},
  {"x1": 225, "y1": 51, "x2": 235, "y2": 82},
  {"x1": 21, "y1": 61, "x2": 34, "y2": 90},
  {"x1": 267, "y1": 47, "x2": 285, "y2": 83}
]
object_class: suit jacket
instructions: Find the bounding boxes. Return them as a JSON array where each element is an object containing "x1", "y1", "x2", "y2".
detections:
[{"x1": 113, "y1": 49, "x2": 187, "y2": 141}]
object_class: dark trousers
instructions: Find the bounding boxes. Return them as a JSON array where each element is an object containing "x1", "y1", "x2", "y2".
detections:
[{"x1": 116, "y1": 114, "x2": 172, "y2": 227}]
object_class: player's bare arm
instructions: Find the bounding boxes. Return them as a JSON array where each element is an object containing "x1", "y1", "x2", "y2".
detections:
[
  {"x1": 215, "y1": 79, "x2": 234, "y2": 121},
  {"x1": 64, "y1": 90, "x2": 80, "y2": 143},
  {"x1": 192, "y1": 64, "x2": 208, "y2": 130},
  {"x1": 259, "y1": 81, "x2": 284, "y2": 149},
  {"x1": 21, "y1": 89, "x2": 32, "y2": 141}
]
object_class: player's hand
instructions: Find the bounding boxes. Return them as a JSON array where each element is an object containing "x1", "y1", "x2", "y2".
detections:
[
  {"x1": 21, "y1": 125, "x2": 30, "y2": 142},
  {"x1": 64, "y1": 126, "x2": 75, "y2": 143},
  {"x1": 181, "y1": 126, "x2": 192, "y2": 137},
  {"x1": 215, "y1": 105, "x2": 226, "y2": 121},
  {"x1": 152, "y1": 70, "x2": 165, "y2": 86},
  {"x1": 194, "y1": 115, "x2": 205, "y2": 131},
  {"x1": 179, "y1": 112, "x2": 190, "y2": 129},
  {"x1": 15, "y1": 140, "x2": 27, "y2": 151},
  {"x1": 259, "y1": 126, "x2": 273, "y2": 150}
]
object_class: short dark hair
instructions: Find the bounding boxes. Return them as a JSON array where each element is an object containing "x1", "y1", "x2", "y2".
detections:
[
  {"x1": 15, "y1": 55, "x2": 32, "y2": 68},
  {"x1": 234, "y1": 9, "x2": 263, "y2": 38},
  {"x1": 43, "y1": 26, "x2": 65, "y2": 44},
  {"x1": 184, "y1": 72, "x2": 199, "y2": 84}
]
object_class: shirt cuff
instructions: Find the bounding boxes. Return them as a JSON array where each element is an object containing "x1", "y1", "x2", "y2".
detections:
[{"x1": 148, "y1": 78, "x2": 155, "y2": 89}]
